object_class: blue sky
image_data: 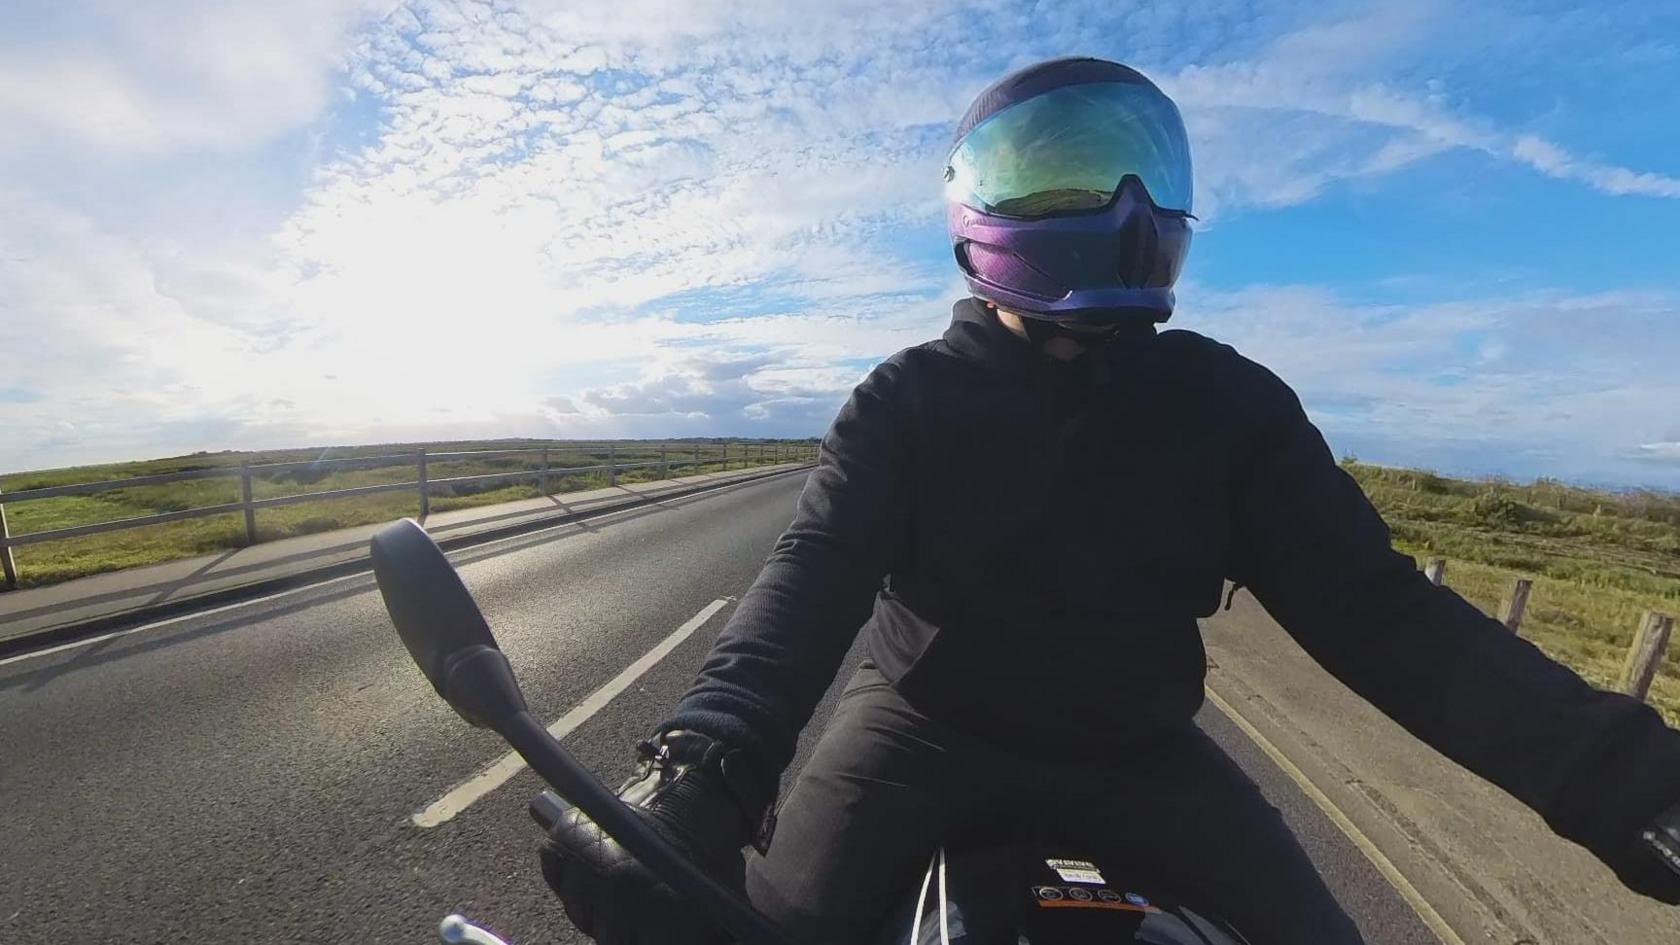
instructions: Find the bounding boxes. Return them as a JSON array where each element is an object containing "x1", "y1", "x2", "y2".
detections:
[{"x1": 2, "y1": 0, "x2": 1678, "y2": 487}]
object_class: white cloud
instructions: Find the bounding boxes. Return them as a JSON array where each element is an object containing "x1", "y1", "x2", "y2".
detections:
[
  {"x1": 4, "y1": 0, "x2": 1680, "y2": 487},
  {"x1": 1511, "y1": 135, "x2": 1680, "y2": 199},
  {"x1": 1164, "y1": 3, "x2": 1680, "y2": 214},
  {"x1": 0, "y1": 0, "x2": 393, "y2": 157},
  {"x1": 1174, "y1": 283, "x2": 1680, "y2": 481},
  {"x1": 1632, "y1": 442, "x2": 1680, "y2": 464}
]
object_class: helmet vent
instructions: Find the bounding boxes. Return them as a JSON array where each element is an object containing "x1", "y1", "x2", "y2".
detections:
[
  {"x1": 959, "y1": 241, "x2": 1068, "y2": 301},
  {"x1": 1114, "y1": 205, "x2": 1159, "y2": 288}
]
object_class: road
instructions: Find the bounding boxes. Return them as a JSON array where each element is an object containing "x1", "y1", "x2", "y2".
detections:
[{"x1": 0, "y1": 470, "x2": 1436, "y2": 945}]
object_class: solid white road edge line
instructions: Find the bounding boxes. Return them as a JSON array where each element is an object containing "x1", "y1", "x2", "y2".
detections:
[
  {"x1": 0, "y1": 571, "x2": 371, "y2": 668},
  {"x1": 0, "y1": 470, "x2": 790, "y2": 669},
  {"x1": 1204, "y1": 686, "x2": 1468, "y2": 945},
  {"x1": 410, "y1": 596, "x2": 734, "y2": 829}
]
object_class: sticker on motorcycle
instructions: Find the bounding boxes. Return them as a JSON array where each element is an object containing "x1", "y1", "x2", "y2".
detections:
[
  {"x1": 1032, "y1": 888, "x2": 1163, "y2": 915},
  {"x1": 1045, "y1": 858, "x2": 1106, "y2": 884}
]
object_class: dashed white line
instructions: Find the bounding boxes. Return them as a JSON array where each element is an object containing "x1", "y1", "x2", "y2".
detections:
[{"x1": 410, "y1": 596, "x2": 734, "y2": 828}]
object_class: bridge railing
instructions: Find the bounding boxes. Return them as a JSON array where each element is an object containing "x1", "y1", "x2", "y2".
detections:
[{"x1": 0, "y1": 441, "x2": 816, "y2": 590}]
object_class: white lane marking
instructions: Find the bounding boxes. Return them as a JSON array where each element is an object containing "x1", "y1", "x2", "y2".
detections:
[
  {"x1": 0, "y1": 470, "x2": 794, "y2": 668},
  {"x1": 411, "y1": 597, "x2": 733, "y2": 828},
  {"x1": 1204, "y1": 687, "x2": 1468, "y2": 945}
]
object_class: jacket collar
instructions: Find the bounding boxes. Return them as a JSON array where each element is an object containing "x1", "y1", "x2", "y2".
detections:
[{"x1": 939, "y1": 297, "x2": 1156, "y2": 376}]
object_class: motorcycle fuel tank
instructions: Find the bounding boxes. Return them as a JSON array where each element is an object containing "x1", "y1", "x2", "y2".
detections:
[{"x1": 872, "y1": 842, "x2": 1251, "y2": 945}]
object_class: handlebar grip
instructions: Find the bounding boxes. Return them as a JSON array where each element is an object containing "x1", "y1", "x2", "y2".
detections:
[{"x1": 529, "y1": 790, "x2": 567, "y2": 833}]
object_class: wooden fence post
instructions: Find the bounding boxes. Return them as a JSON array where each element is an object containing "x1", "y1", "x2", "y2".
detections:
[
  {"x1": 608, "y1": 443, "x2": 618, "y2": 486},
  {"x1": 694, "y1": 444, "x2": 701, "y2": 472},
  {"x1": 1423, "y1": 557, "x2": 1446, "y2": 586},
  {"x1": 539, "y1": 447, "x2": 549, "y2": 496},
  {"x1": 417, "y1": 448, "x2": 430, "y2": 520},
  {"x1": 660, "y1": 445, "x2": 669, "y2": 479},
  {"x1": 1501, "y1": 577, "x2": 1533, "y2": 634},
  {"x1": 0, "y1": 488, "x2": 18, "y2": 590},
  {"x1": 723, "y1": 443, "x2": 730, "y2": 471},
  {"x1": 1620, "y1": 611, "x2": 1675, "y2": 702},
  {"x1": 240, "y1": 463, "x2": 258, "y2": 545}
]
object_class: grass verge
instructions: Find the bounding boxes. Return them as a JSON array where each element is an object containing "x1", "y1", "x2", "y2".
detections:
[{"x1": 1343, "y1": 460, "x2": 1680, "y2": 723}]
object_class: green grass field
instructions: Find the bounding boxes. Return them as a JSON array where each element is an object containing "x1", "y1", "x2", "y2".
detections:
[
  {"x1": 0, "y1": 439, "x2": 811, "y2": 589},
  {"x1": 3, "y1": 442, "x2": 1675, "y2": 720},
  {"x1": 1341, "y1": 460, "x2": 1680, "y2": 723}
]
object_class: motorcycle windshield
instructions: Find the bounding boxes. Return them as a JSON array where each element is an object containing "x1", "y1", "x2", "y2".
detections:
[{"x1": 945, "y1": 80, "x2": 1194, "y2": 217}]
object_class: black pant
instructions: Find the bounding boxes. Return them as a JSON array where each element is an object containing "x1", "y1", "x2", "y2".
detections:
[{"x1": 746, "y1": 665, "x2": 1364, "y2": 945}]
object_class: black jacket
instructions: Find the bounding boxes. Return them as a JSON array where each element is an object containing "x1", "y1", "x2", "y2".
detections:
[{"x1": 667, "y1": 297, "x2": 1680, "y2": 883}]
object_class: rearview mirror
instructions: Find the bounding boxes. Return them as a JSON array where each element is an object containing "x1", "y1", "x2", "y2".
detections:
[
  {"x1": 372, "y1": 519, "x2": 798, "y2": 945},
  {"x1": 371, "y1": 518, "x2": 527, "y2": 729}
]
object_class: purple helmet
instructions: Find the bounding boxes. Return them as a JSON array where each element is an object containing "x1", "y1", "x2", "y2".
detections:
[{"x1": 946, "y1": 57, "x2": 1194, "y2": 325}]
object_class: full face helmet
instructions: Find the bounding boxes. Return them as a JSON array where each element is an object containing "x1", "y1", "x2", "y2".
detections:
[{"x1": 946, "y1": 57, "x2": 1194, "y2": 329}]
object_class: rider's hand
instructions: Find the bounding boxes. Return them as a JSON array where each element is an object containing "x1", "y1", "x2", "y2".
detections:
[
  {"x1": 1626, "y1": 800, "x2": 1680, "y2": 903},
  {"x1": 539, "y1": 730, "x2": 770, "y2": 945}
]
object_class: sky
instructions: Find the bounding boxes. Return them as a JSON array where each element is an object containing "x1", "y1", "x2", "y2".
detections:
[{"x1": 2, "y1": 0, "x2": 1678, "y2": 487}]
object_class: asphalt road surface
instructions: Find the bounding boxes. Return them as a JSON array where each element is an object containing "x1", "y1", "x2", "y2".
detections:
[{"x1": 0, "y1": 470, "x2": 1437, "y2": 945}]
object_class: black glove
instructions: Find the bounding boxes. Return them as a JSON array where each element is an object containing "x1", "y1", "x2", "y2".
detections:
[
  {"x1": 539, "y1": 730, "x2": 772, "y2": 945},
  {"x1": 1628, "y1": 799, "x2": 1680, "y2": 903}
]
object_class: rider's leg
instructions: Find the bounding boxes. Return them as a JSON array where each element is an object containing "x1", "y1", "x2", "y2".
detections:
[
  {"x1": 1048, "y1": 726, "x2": 1366, "y2": 945},
  {"x1": 746, "y1": 662, "x2": 1010, "y2": 945}
]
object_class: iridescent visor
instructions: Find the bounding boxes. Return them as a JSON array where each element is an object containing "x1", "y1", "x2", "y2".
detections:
[{"x1": 946, "y1": 80, "x2": 1194, "y2": 217}]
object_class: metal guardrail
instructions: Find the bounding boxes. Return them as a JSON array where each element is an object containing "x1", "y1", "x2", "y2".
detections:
[{"x1": 0, "y1": 441, "x2": 817, "y2": 589}]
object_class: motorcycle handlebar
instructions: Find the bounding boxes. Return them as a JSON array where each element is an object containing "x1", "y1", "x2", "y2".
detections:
[
  {"x1": 529, "y1": 791, "x2": 566, "y2": 833},
  {"x1": 500, "y1": 711, "x2": 799, "y2": 945}
]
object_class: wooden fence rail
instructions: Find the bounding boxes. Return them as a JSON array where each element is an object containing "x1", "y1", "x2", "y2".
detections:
[
  {"x1": 1420, "y1": 556, "x2": 1675, "y2": 706},
  {"x1": 1621, "y1": 612, "x2": 1677, "y2": 703},
  {"x1": 0, "y1": 441, "x2": 817, "y2": 590},
  {"x1": 1501, "y1": 577, "x2": 1533, "y2": 634},
  {"x1": 0, "y1": 488, "x2": 15, "y2": 589},
  {"x1": 1424, "y1": 557, "x2": 1446, "y2": 586}
]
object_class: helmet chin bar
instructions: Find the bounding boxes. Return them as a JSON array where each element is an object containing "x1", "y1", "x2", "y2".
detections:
[{"x1": 949, "y1": 179, "x2": 1192, "y2": 325}]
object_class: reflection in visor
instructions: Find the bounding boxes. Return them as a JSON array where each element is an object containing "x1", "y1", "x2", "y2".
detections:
[{"x1": 946, "y1": 80, "x2": 1193, "y2": 217}]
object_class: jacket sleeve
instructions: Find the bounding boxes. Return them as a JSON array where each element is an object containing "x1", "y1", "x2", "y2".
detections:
[
  {"x1": 1227, "y1": 361, "x2": 1680, "y2": 897},
  {"x1": 662, "y1": 359, "x2": 912, "y2": 778}
]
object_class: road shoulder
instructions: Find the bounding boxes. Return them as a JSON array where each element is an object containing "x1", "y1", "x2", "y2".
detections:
[
  {"x1": 1202, "y1": 589, "x2": 1676, "y2": 945},
  {"x1": 0, "y1": 464, "x2": 808, "y2": 654}
]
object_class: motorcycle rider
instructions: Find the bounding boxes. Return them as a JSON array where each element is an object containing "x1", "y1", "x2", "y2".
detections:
[{"x1": 542, "y1": 57, "x2": 1680, "y2": 943}]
